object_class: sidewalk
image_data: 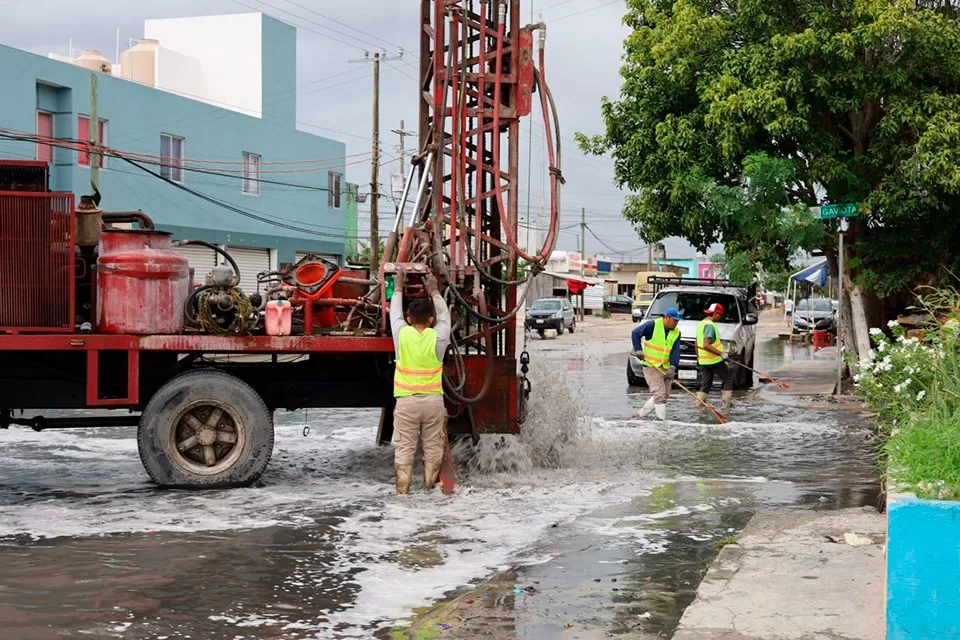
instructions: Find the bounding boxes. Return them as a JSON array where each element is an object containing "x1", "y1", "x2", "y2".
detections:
[{"x1": 674, "y1": 508, "x2": 886, "y2": 640}]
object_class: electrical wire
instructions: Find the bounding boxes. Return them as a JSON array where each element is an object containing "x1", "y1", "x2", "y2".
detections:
[
  {"x1": 118, "y1": 156, "x2": 347, "y2": 239},
  {"x1": 0, "y1": 128, "x2": 396, "y2": 194}
]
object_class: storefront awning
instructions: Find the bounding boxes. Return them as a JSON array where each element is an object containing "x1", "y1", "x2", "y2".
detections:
[{"x1": 790, "y1": 260, "x2": 829, "y2": 287}]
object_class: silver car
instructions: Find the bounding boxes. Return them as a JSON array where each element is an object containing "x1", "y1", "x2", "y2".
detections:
[
  {"x1": 627, "y1": 286, "x2": 759, "y2": 389},
  {"x1": 793, "y1": 298, "x2": 837, "y2": 333},
  {"x1": 526, "y1": 298, "x2": 576, "y2": 336}
]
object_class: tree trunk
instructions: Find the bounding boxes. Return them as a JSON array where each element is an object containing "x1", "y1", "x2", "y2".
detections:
[
  {"x1": 840, "y1": 289, "x2": 858, "y2": 362},
  {"x1": 849, "y1": 284, "x2": 872, "y2": 362}
]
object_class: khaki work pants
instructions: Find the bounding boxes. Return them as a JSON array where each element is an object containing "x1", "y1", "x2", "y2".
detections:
[
  {"x1": 394, "y1": 394, "x2": 447, "y2": 467},
  {"x1": 642, "y1": 366, "x2": 674, "y2": 404}
]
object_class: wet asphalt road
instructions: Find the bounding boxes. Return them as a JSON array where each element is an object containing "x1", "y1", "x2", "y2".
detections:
[{"x1": 0, "y1": 315, "x2": 880, "y2": 639}]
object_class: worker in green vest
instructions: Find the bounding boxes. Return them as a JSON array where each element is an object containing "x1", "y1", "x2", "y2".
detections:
[
  {"x1": 697, "y1": 302, "x2": 733, "y2": 409},
  {"x1": 631, "y1": 306, "x2": 682, "y2": 420},
  {"x1": 390, "y1": 268, "x2": 451, "y2": 494}
]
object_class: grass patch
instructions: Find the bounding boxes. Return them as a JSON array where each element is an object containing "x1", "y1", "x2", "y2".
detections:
[
  {"x1": 887, "y1": 412, "x2": 960, "y2": 500},
  {"x1": 713, "y1": 535, "x2": 738, "y2": 550}
]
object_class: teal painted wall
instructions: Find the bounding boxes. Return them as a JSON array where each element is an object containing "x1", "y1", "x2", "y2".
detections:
[
  {"x1": 0, "y1": 17, "x2": 345, "y2": 265},
  {"x1": 887, "y1": 495, "x2": 960, "y2": 639}
]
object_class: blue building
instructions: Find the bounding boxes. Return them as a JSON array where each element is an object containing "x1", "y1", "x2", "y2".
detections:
[{"x1": 0, "y1": 12, "x2": 352, "y2": 287}]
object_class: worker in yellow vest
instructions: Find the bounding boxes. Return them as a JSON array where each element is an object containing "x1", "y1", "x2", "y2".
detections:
[
  {"x1": 631, "y1": 306, "x2": 682, "y2": 420},
  {"x1": 697, "y1": 302, "x2": 733, "y2": 409},
  {"x1": 390, "y1": 269, "x2": 451, "y2": 494}
]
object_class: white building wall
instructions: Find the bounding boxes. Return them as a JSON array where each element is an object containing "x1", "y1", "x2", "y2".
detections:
[
  {"x1": 145, "y1": 13, "x2": 263, "y2": 117},
  {"x1": 155, "y1": 46, "x2": 204, "y2": 101}
]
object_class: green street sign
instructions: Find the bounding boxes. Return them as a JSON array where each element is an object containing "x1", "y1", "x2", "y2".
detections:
[{"x1": 819, "y1": 203, "x2": 859, "y2": 219}]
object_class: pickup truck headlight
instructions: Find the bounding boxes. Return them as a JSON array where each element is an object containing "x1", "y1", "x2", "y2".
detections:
[{"x1": 724, "y1": 341, "x2": 739, "y2": 355}]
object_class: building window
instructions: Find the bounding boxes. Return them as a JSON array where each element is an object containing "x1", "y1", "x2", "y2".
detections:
[
  {"x1": 77, "y1": 115, "x2": 107, "y2": 168},
  {"x1": 242, "y1": 151, "x2": 261, "y2": 195},
  {"x1": 160, "y1": 133, "x2": 185, "y2": 183},
  {"x1": 328, "y1": 172, "x2": 342, "y2": 209},
  {"x1": 36, "y1": 111, "x2": 53, "y2": 163}
]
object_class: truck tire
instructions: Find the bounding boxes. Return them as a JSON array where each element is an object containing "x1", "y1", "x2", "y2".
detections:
[
  {"x1": 626, "y1": 361, "x2": 644, "y2": 387},
  {"x1": 734, "y1": 355, "x2": 754, "y2": 389},
  {"x1": 137, "y1": 369, "x2": 274, "y2": 489}
]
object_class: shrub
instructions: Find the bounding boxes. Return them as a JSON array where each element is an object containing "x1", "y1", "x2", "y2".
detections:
[{"x1": 857, "y1": 286, "x2": 960, "y2": 499}]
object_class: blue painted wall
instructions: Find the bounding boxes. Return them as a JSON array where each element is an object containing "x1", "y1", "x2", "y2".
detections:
[
  {"x1": 887, "y1": 495, "x2": 960, "y2": 639},
  {"x1": 0, "y1": 15, "x2": 346, "y2": 264}
]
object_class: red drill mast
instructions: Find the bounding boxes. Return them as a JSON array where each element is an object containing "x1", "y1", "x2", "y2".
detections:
[{"x1": 379, "y1": 0, "x2": 561, "y2": 435}]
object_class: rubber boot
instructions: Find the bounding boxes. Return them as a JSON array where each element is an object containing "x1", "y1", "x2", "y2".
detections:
[
  {"x1": 721, "y1": 390, "x2": 733, "y2": 409},
  {"x1": 423, "y1": 460, "x2": 441, "y2": 491},
  {"x1": 696, "y1": 391, "x2": 708, "y2": 404},
  {"x1": 654, "y1": 404, "x2": 667, "y2": 421},
  {"x1": 635, "y1": 397, "x2": 655, "y2": 418},
  {"x1": 395, "y1": 464, "x2": 413, "y2": 495}
]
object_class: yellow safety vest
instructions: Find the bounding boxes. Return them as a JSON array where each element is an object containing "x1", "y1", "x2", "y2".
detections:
[
  {"x1": 394, "y1": 325, "x2": 444, "y2": 397},
  {"x1": 697, "y1": 318, "x2": 724, "y2": 365},
  {"x1": 642, "y1": 318, "x2": 680, "y2": 370}
]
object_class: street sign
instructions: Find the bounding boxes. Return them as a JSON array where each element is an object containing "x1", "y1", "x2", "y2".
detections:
[{"x1": 818, "y1": 203, "x2": 858, "y2": 219}]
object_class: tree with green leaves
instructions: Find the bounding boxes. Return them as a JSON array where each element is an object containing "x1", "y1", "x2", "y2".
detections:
[{"x1": 579, "y1": 0, "x2": 960, "y2": 359}]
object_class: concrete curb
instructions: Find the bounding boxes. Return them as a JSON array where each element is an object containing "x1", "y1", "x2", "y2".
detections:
[{"x1": 674, "y1": 508, "x2": 885, "y2": 640}]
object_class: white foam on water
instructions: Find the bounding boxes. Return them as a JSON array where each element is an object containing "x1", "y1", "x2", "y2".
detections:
[
  {"x1": 0, "y1": 361, "x2": 780, "y2": 637},
  {"x1": 619, "y1": 504, "x2": 713, "y2": 522}
]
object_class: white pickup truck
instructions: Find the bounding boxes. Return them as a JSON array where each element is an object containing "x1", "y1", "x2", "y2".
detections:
[{"x1": 627, "y1": 284, "x2": 759, "y2": 389}]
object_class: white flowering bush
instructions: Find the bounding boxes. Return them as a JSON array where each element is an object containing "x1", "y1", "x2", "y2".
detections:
[
  {"x1": 857, "y1": 286, "x2": 960, "y2": 499},
  {"x1": 856, "y1": 321, "x2": 936, "y2": 430}
]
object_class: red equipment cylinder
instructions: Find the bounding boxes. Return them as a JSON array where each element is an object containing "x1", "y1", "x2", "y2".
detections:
[{"x1": 97, "y1": 229, "x2": 190, "y2": 335}]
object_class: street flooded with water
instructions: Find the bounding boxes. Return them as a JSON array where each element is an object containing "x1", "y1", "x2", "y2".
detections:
[{"x1": 0, "y1": 315, "x2": 880, "y2": 639}]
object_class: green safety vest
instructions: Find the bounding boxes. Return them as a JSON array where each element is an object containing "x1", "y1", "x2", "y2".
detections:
[
  {"x1": 697, "y1": 318, "x2": 724, "y2": 365},
  {"x1": 394, "y1": 325, "x2": 444, "y2": 397},
  {"x1": 642, "y1": 318, "x2": 680, "y2": 370}
]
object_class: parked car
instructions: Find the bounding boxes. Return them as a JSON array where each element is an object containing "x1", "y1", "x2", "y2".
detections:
[
  {"x1": 793, "y1": 298, "x2": 837, "y2": 333},
  {"x1": 603, "y1": 295, "x2": 633, "y2": 314},
  {"x1": 627, "y1": 285, "x2": 759, "y2": 389},
  {"x1": 526, "y1": 298, "x2": 576, "y2": 336}
]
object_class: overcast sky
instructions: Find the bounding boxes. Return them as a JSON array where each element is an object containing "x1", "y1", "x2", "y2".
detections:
[{"x1": 0, "y1": 0, "x2": 713, "y2": 262}]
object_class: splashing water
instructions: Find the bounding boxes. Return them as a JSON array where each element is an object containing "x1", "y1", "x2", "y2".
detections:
[{"x1": 456, "y1": 361, "x2": 593, "y2": 475}]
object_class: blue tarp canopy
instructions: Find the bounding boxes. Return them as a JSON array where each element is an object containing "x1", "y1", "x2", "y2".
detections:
[{"x1": 790, "y1": 260, "x2": 829, "y2": 287}]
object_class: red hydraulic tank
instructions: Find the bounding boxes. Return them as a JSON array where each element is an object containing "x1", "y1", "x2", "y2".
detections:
[{"x1": 97, "y1": 229, "x2": 190, "y2": 335}]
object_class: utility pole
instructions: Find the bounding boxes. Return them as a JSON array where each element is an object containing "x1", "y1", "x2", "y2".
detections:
[
  {"x1": 391, "y1": 119, "x2": 415, "y2": 181},
  {"x1": 350, "y1": 51, "x2": 403, "y2": 276},
  {"x1": 580, "y1": 207, "x2": 586, "y2": 320},
  {"x1": 89, "y1": 73, "x2": 100, "y2": 192}
]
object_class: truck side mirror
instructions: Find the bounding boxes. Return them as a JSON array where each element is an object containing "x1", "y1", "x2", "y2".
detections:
[{"x1": 744, "y1": 313, "x2": 759, "y2": 325}]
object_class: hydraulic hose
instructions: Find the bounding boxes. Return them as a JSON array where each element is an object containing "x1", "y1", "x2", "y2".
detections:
[
  {"x1": 173, "y1": 239, "x2": 242, "y2": 286},
  {"x1": 443, "y1": 291, "x2": 495, "y2": 404},
  {"x1": 488, "y1": 19, "x2": 561, "y2": 266}
]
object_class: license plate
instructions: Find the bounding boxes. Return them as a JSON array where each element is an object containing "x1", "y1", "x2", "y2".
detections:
[
  {"x1": 536, "y1": 320, "x2": 544, "y2": 324},
  {"x1": 678, "y1": 369, "x2": 697, "y2": 380}
]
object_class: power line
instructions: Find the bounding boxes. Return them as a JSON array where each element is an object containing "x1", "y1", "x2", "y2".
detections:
[
  {"x1": 0, "y1": 128, "x2": 401, "y2": 194},
  {"x1": 552, "y1": 0, "x2": 625, "y2": 22},
  {"x1": 228, "y1": 0, "x2": 374, "y2": 52},
  {"x1": 273, "y1": 0, "x2": 407, "y2": 51},
  {"x1": 120, "y1": 157, "x2": 346, "y2": 239}
]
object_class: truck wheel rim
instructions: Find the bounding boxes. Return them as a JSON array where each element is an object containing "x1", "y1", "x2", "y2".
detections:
[{"x1": 169, "y1": 401, "x2": 247, "y2": 476}]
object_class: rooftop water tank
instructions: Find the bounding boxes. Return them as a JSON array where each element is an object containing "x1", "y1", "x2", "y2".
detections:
[
  {"x1": 120, "y1": 39, "x2": 158, "y2": 87},
  {"x1": 75, "y1": 49, "x2": 112, "y2": 74}
]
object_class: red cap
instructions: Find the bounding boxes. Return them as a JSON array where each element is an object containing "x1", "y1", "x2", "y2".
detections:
[{"x1": 705, "y1": 303, "x2": 725, "y2": 316}]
